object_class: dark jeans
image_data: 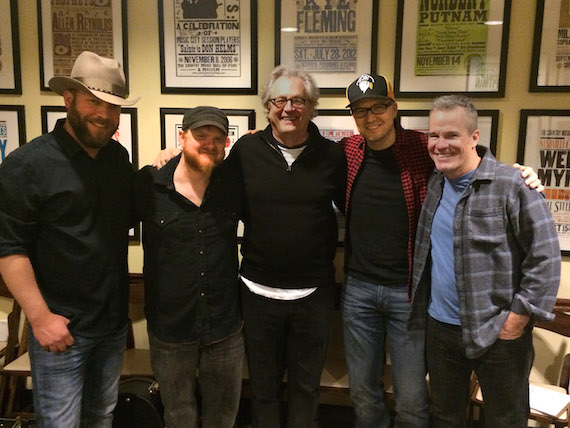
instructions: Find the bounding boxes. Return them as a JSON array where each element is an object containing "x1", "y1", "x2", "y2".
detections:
[
  {"x1": 427, "y1": 316, "x2": 534, "y2": 428},
  {"x1": 241, "y1": 282, "x2": 335, "y2": 428},
  {"x1": 148, "y1": 328, "x2": 244, "y2": 428}
]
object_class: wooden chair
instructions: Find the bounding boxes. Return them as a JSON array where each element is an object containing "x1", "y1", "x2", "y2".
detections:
[
  {"x1": 469, "y1": 299, "x2": 570, "y2": 427},
  {"x1": 0, "y1": 273, "x2": 153, "y2": 417}
]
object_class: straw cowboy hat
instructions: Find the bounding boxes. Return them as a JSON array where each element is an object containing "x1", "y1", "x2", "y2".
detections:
[{"x1": 49, "y1": 51, "x2": 139, "y2": 106}]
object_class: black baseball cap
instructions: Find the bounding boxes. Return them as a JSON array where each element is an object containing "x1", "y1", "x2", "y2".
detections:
[
  {"x1": 182, "y1": 106, "x2": 229, "y2": 135},
  {"x1": 346, "y1": 74, "x2": 395, "y2": 108}
]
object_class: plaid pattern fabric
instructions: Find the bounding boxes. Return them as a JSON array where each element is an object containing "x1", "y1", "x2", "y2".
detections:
[
  {"x1": 341, "y1": 125, "x2": 433, "y2": 293},
  {"x1": 411, "y1": 149, "x2": 560, "y2": 358}
]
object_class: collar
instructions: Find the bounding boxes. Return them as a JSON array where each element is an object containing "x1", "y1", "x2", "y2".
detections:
[
  {"x1": 261, "y1": 121, "x2": 326, "y2": 148},
  {"x1": 154, "y1": 153, "x2": 181, "y2": 190}
]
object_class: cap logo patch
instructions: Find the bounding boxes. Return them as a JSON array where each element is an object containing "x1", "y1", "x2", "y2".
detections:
[{"x1": 357, "y1": 74, "x2": 375, "y2": 94}]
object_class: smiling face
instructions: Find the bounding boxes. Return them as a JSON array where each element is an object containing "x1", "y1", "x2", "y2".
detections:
[
  {"x1": 179, "y1": 125, "x2": 227, "y2": 174},
  {"x1": 351, "y1": 97, "x2": 398, "y2": 150},
  {"x1": 267, "y1": 76, "x2": 314, "y2": 146},
  {"x1": 428, "y1": 107, "x2": 481, "y2": 179},
  {"x1": 63, "y1": 89, "x2": 121, "y2": 157}
]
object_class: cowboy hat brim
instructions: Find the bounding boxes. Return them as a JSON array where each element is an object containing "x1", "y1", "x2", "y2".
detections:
[{"x1": 49, "y1": 76, "x2": 140, "y2": 107}]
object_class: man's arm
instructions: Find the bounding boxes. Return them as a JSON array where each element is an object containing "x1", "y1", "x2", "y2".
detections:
[
  {"x1": 0, "y1": 255, "x2": 73, "y2": 352},
  {"x1": 153, "y1": 147, "x2": 181, "y2": 169},
  {"x1": 501, "y1": 180, "x2": 561, "y2": 339}
]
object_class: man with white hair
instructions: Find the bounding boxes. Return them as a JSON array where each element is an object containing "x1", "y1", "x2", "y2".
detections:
[{"x1": 0, "y1": 51, "x2": 138, "y2": 427}]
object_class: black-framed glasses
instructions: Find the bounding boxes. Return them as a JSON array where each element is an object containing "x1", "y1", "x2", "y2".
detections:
[
  {"x1": 269, "y1": 97, "x2": 306, "y2": 109},
  {"x1": 351, "y1": 101, "x2": 393, "y2": 118}
]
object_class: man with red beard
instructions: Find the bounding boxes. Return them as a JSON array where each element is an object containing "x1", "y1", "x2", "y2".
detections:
[
  {"x1": 134, "y1": 107, "x2": 244, "y2": 428},
  {"x1": 0, "y1": 51, "x2": 138, "y2": 427}
]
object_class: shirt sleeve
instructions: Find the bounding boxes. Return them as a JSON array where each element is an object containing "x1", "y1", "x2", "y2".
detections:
[
  {"x1": 0, "y1": 155, "x2": 40, "y2": 258},
  {"x1": 509, "y1": 181, "x2": 561, "y2": 322}
]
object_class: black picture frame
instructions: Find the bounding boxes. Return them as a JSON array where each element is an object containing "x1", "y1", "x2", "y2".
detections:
[
  {"x1": 530, "y1": 0, "x2": 570, "y2": 92},
  {"x1": 0, "y1": 105, "x2": 26, "y2": 163},
  {"x1": 517, "y1": 109, "x2": 570, "y2": 254},
  {"x1": 37, "y1": 0, "x2": 129, "y2": 93},
  {"x1": 394, "y1": 0, "x2": 511, "y2": 97},
  {"x1": 398, "y1": 109, "x2": 499, "y2": 155},
  {"x1": 160, "y1": 107, "x2": 256, "y2": 152},
  {"x1": 158, "y1": 0, "x2": 258, "y2": 94},
  {"x1": 0, "y1": 0, "x2": 22, "y2": 94},
  {"x1": 275, "y1": 0, "x2": 379, "y2": 94}
]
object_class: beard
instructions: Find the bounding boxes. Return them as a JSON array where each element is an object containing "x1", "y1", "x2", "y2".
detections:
[
  {"x1": 182, "y1": 147, "x2": 223, "y2": 174},
  {"x1": 66, "y1": 99, "x2": 118, "y2": 150}
]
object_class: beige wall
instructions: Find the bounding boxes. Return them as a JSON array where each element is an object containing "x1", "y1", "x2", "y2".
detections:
[{"x1": 2, "y1": 0, "x2": 570, "y2": 383}]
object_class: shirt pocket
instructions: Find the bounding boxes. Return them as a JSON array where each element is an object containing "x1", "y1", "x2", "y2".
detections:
[
  {"x1": 152, "y1": 212, "x2": 180, "y2": 251},
  {"x1": 466, "y1": 208, "x2": 505, "y2": 246}
]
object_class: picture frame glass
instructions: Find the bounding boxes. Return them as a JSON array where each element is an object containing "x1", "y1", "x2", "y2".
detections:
[
  {"x1": 277, "y1": 0, "x2": 377, "y2": 92},
  {"x1": 159, "y1": 0, "x2": 256, "y2": 93},
  {"x1": 38, "y1": 0, "x2": 126, "y2": 91},
  {"x1": 396, "y1": 0, "x2": 509, "y2": 96},
  {"x1": 532, "y1": 0, "x2": 570, "y2": 89},
  {"x1": 519, "y1": 112, "x2": 570, "y2": 252},
  {"x1": 0, "y1": 108, "x2": 25, "y2": 164}
]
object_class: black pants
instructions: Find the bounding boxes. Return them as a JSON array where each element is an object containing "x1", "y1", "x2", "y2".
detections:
[
  {"x1": 427, "y1": 316, "x2": 534, "y2": 428},
  {"x1": 241, "y1": 281, "x2": 335, "y2": 428}
]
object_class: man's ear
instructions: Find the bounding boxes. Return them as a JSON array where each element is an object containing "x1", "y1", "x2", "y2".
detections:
[
  {"x1": 178, "y1": 130, "x2": 186, "y2": 149},
  {"x1": 472, "y1": 129, "x2": 480, "y2": 148},
  {"x1": 62, "y1": 89, "x2": 74, "y2": 109}
]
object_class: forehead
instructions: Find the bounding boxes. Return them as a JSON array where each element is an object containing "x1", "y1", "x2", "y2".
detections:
[
  {"x1": 351, "y1": 97, "x2": 390, "y2": 109},
  {"x1": 269, "y1": 76, "x2": 306, "y2": 98},
  {"x1": 429, "y1": 108, "x2": 469, "y2": 131}
]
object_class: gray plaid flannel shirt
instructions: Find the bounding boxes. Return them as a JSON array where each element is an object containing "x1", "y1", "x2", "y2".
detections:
[{"x1": 409, "y1": 148, "x2": 560, "y2": 358}]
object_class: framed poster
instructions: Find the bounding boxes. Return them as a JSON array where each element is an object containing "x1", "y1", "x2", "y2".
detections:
[
  {"x1": 158, "y1": 0, "x2": 257, "y2": 94},
  {"x1": 398, "y1": 109, "x2": 499, "y2": 155},
  {"x1": 313, "y1": 109, "x2": 359, "y2": 143},
  {"x1": 394, "y1": 0, "x2": 511, "y2": 97},
  {"x1": 37, "y1": 0, "x2": 128, "y2": 92},
  {"x1": 160, "y1": 107, "x2": 255, "y2": 158},
  {"x1": 517, "y1": 110, "x2": 570, "y2": 254},
  {"x1": 41, "y1": 105, "x2": 139, "y2": 242},
  {"x1": 275, "y1": 0, "x2": 379, "y2": 94},
  {"x1": 0, "y1": 105, "x2": 26, "y2": 164},
  {"x1": 0, "y1": 0, "x2": 22, "y2": 94},
  {"x1": 530, "y1": 0, "x2": 570, "y2": 91}
]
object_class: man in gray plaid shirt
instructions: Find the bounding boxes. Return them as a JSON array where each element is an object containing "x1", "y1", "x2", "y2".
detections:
[{"x1": 409, "y1": 95, "x2": 560, "y2": 427}]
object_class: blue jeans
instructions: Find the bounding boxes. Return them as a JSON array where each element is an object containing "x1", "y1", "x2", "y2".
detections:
[
  {"x1": 28, "y1": 325, "x2": 127, "y2": 428},
  {"x1": 148, "y1": 327, "x2": 244, "y2": 428},
  {"x1": 427, "y1": 316, "x2": 533, "y2": 428},
  {"x1": 342, "y1": 275, "x2": 429, "y2": 428}
]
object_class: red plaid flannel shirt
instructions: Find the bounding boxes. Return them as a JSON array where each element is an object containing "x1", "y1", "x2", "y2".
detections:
[{"x1": 340, "y1": 125, "x2": 434, "y2": 292}]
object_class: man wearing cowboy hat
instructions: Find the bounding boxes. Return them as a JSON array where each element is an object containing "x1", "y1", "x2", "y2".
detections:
[{"x1": 0, "y1": 51, "x2": 138, "y2": 427}]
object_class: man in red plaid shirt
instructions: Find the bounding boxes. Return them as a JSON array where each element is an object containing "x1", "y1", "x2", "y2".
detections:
[{"x1": 339, "y1": 73, "x2": 432, "y2": 428}]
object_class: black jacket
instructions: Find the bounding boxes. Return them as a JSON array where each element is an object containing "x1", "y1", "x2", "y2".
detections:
[{"x1": 229, "y1": 123, "x2": 346, "y2": 288}]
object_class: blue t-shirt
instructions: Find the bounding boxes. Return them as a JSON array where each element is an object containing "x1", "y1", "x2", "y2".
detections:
[{"x1": 428, "y1": 169, "x2": 476, "y2": 325}]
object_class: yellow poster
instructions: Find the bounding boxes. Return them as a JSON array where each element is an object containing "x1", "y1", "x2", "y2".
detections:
[{"x1": 415, "y1": 0, "x2": 489, "y2": 76}]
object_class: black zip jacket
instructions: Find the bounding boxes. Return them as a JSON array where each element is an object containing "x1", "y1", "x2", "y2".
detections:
[{"x1": 228, "y1": 123, "x2": 346, "y2": 289}]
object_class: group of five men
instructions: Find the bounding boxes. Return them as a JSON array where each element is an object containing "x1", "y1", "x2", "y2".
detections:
[{"x1": 0, "y1": 50, "x2": 560, "y2": 428}]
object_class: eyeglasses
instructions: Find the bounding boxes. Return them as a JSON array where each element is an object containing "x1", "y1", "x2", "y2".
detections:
[
  {"x1": 269, "y1": 97, "x2": 306, "y2": 109},
  {"x1": 351, "y1": 101, "x2": 393, "y2": 118}
]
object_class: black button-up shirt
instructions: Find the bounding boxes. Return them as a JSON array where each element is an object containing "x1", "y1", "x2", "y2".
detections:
[
  {"x1": 134, "y1": 155, "x2": 243, "y2": 344},
  {"x1": 0, "y1": 119, "x2": 132, "y2": 337}
]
